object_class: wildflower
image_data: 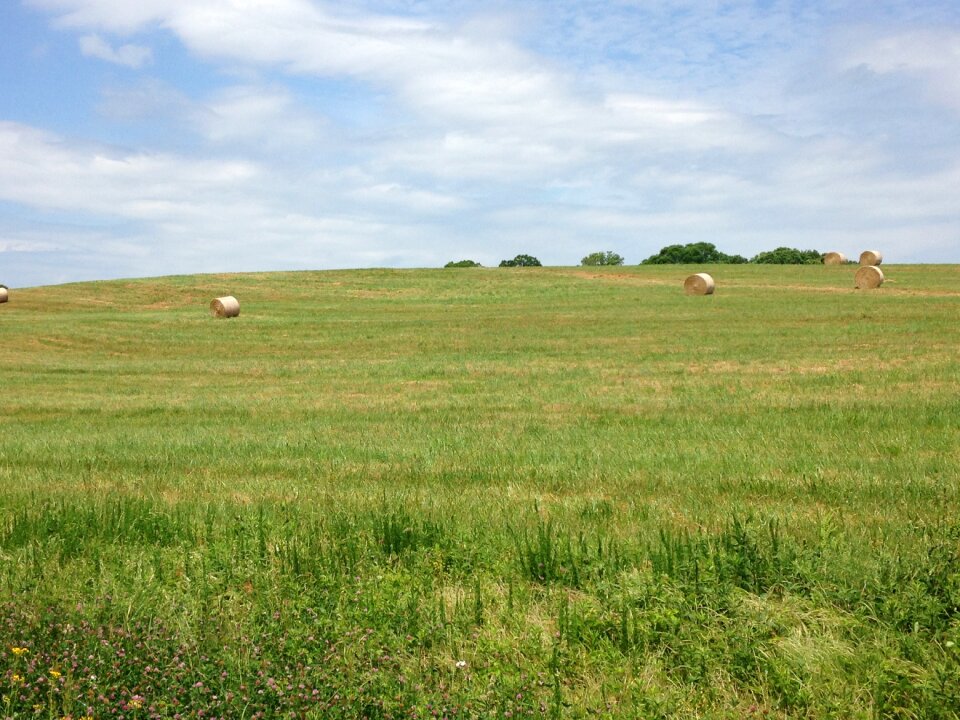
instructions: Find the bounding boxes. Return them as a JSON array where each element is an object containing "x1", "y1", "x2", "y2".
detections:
[
  {"x1": 455, "y1": 660, "x2": 467, "y2": 669},
  {"x1": 128, "y1": 695, "x2": 145, "y2": 709},
  {"x1": 10, "y1": 646, "x2": 29, "y2": 656},
  {"x1": 11, "y1": 673, "x2": 23, "y2": 683},
  {"x1": 50, "y1": 669, "x2": 62, "y2": 679}
]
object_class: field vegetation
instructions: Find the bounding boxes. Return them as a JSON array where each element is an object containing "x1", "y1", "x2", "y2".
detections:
[{"x1": 1, "y1": 264, "x2": 959, "y2": 718}]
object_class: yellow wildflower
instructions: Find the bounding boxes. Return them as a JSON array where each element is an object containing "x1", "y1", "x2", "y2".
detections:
[
  {"x1": 10, "y1": 646, "x2": 28, "y2": 656},
  {"x1": 11, "y1": 673, "x2": 23, "y2": 683},
  {"x1": 50, "y1": 669, "x2": 62, "y2": 679},
  {"x1": 128, "y1": 697, "x2": 144, "y2": 709}
]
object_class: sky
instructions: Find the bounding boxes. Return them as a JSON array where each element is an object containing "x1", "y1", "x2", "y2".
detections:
[{"x1": 1, "y1": 0, "x2": 959, "y2": 287}]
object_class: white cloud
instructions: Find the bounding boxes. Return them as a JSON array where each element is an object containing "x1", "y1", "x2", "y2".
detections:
[
  {"x1": 79, "y1": 33, "x2": 152, "y2": 68},
  {"x1": 30, "y1": 0, "x2": 171, "y2": 33},
  {"x1": 37, "y1": 1, "x2": 772, "y2": 159},
  {"x1": 0, "y1": 122, "x2": 257, "y2": 218},
  {"x1": 841, "y1": 29, "x2": 960, "y2": 113},
  {"x1": 348, "y1": 181, "x2": 465, "y2": 213},
  {"x1": 200, "y1": 86, "x2": 323, "y2": 150},
  {"x1": 96, "y1": 80, "x2": 325, "y2": 154},
  {"x1": 0, "y1": 120, "x2": 460, "y2": 283}
]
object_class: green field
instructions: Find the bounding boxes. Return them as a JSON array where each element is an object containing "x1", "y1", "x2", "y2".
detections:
[{"x1": 1, "y1": 264, "x2": 959, "y2": 718}]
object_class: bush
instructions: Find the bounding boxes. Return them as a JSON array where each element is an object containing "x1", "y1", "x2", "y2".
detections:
[
  {"x1": 641, "y1": 243, "x2": 747, "y2": 265},
  {"x1": 499, "y1": 254, "x2": 542, "y2": 267},
  {"x1": 750, "y1": 247, "x2": 823, "y2": 264},
  {"x1": 444, "y1": 260, "x2": 482, "y2": 268},
  {"x1": 581, "y1": 251, "x2": 624, "y2": 266}
]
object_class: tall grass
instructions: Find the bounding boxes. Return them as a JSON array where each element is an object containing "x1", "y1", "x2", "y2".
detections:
[{"x1": 1, "y1": 264, "x2": 959, "y2": 716}]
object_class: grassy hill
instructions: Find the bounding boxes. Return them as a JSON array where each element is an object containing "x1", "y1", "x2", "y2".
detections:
[{"x1": 1, "y1": 264, "x2": 959, "y2": 717}]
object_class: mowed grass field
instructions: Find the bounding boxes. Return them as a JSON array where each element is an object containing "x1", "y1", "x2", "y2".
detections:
[{"x1": 1, "y1": 264, "x2": 959, "y2": 718}]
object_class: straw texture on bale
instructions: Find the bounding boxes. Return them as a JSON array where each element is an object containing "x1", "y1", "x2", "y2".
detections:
[
  {"x1": 210, "y1": 295, "x2": 240, "y2": 318},
  {"x1": 684, "y1": 272, "x2": 715, "y2": 296},
  {"x1": 859, "y1": 250, "x2": 883, "y2": 266},
  {"x1": 823, "y1": 252, "x2": 847, "y2": 266},
  {"x1": 855, "y1": 266, "x2": 884, "y2": 289},
  {"x1": 0, "y1": 288, "x2": 7, "y2": 304}
]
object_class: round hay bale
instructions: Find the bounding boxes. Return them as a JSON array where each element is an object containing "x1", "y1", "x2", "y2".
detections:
[
  {"x1": 859, "y1": 250, "x2": 883, "y2": 266},
  {"x1": 210, "y1": 295, "x2": 240, "y2": 318},
  {"x1": 855, "y1": 266, "x2": 884, "y2": 289},
  {"x1": 823, "y1": 252, "x2": 846, "y2": 265},
  {"x1": 0, "y1": 288, "x2": 7, "y2": 304},
  {"x1": 684, "y1": 272, "x2": 715, "y2": 296}
]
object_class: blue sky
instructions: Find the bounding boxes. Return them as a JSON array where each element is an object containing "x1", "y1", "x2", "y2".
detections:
[{"x1": 1, "y1": 0, "x2": 959, "y2": 286}]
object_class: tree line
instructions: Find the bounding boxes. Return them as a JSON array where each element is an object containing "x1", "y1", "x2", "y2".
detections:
[{"x1": 445, "y1": 244, "x2": 827, "y2": 268}]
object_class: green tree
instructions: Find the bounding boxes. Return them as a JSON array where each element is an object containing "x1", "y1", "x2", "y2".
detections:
[
  {"x1": 499, "y1": 254, "x2": 542, "y2": 267},
  {"x1": 750, "y1": 247, "x2": 823, "y2": 264},
  {"x1": 444, "y1": 260, "x2": 482, "y2": 268},
  {"x1": 580, "y1": 251, "x2": 625, "y2": 266},
  {"x1": 641, "y1": 242, "x2": 747, "y2": 265}
]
